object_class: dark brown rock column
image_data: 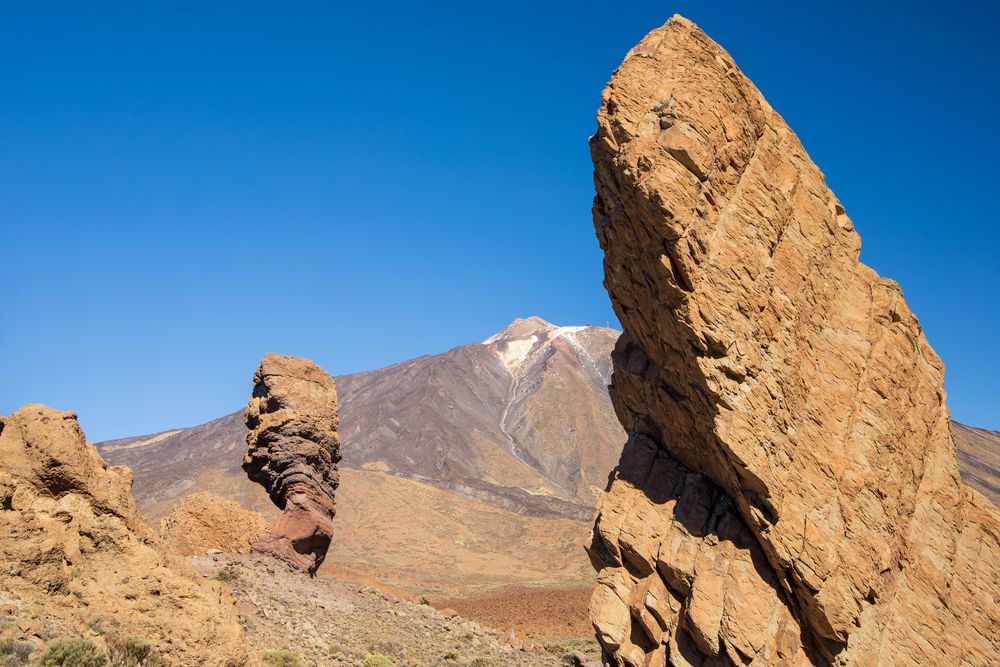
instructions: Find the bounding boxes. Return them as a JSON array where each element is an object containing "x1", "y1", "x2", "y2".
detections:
[{"x1": 243, "y1": 353, "x2": 341, "y2": 575}]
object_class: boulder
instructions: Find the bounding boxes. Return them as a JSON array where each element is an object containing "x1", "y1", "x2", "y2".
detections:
[{"x1": 159, "y1": 491, "x2": 271, "y2": 556}]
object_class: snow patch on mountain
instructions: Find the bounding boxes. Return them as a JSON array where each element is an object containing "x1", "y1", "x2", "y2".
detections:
[
  {"x1": 495, "y1": 336, "x2": 538, "y2": 372},
  {"x1": 551, "y1": 326, "x2": 586, "y2": 339}
]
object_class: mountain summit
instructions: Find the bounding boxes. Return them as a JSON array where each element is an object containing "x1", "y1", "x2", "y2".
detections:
[
  {"x1": 335, "y1": 316, "x2": 622, "y2": 518},
  {"x1": 484, "y1": 317, "x2": 612, "y2": 381}
]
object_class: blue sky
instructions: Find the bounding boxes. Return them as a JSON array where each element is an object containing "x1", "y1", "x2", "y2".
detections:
[{"x1": 2, "y1": 1, "x2": 997, "y2": 440}]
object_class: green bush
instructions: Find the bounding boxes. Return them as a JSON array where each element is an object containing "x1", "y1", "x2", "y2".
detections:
[
  {"x1": 105, "y1": 634, "x2": 163, "y2": 667},
  {"x1": 362, "y1": 654, "x2": 395, "y2": 667},
  {"x1": 260, "y1": 649, "x2": 303, "y2": 667},
  {"x1": 36, "y1": 639, "x2": 106, "y2": 667},
  {"x1": 213, "y1": 564, "x2": 241, "y2": 585},
  {"x1": 543, "y1": 642, "x2": 573, "y2": 655},
  {"x1": 374, "y1": 640, "x2": 402, "y2": 658},
  {"x1": 0, "y1": 636, "x2": 34, "y2": 666}
]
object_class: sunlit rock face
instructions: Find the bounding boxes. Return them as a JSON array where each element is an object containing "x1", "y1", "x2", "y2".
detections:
[
  {"x1": 0, "y1": 405, "x2": 253, "y2": 664},
  {"x1": 588, "y1": 14, "x2": 1000, "y2": 666}
]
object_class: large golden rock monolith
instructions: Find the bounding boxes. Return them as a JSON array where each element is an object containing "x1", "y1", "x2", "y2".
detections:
[{"x1": 588, "y1": 15, "x2": 1000, "y2": 666}]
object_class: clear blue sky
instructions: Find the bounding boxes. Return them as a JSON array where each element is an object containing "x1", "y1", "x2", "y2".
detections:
[{"x1": 2, "y1": 1, "x2": 997, "y2": 440}]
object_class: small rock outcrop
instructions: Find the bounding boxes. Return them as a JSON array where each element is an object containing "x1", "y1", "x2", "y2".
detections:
[
  {"x1": 159, "y1": 491, "x2": 271, "y2": 557},
  {"x1": 588, "y1": 15, "x2": 1000, "y2": 666},
  {"x1": 0, "y1": 404, "x2": 254, "y2": 665},
  {"x1": 243, "y1": 353, "x2": 341, "y2": 575}
]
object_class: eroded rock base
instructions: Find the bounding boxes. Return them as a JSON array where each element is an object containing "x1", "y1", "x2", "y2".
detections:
[
  {"x1": 589, "y1": 434, "x2": 810, "y2": 666},
  {"x1": 251, "y1": 485, "x2": 335, "y2": 575}
]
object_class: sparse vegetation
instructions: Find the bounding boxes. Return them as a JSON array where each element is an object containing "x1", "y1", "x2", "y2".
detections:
[
  {"x1": 373, "y1": 640, "x2": 402, "y2": 658},
  {"x1": 213, "y1": 564, "x2": 241, "y2": 585},
  {"x1": 543, "y1": 642, "x2": 573, "y2": 655},
  {"x1": 469, "y1": 659, "x2": 495, "y2": 667},
  {"x1": 36, "y1": 639, "x2": 106, "y2": 667},
  {"x1": 105, "y1": 634, "x2": 163, "y2": 666},
  {"x1": 362, "y1": 654, "x2": 394, "y2": 667},
  {"x1": 326, "y1": 642, "x2": 366, "y2": 662},
  {"x1": 34, "y1": 634, "x2": 163, "y2": 667},
  {"x1": 0, "y1": 636, "x2": 34, "y2": 666},
  {"x1": 418, "y1": 595, "x2": 430, "y2": 605},
  {"x1": 260, "y1": 649, "x2": 303, "y2": 667}
]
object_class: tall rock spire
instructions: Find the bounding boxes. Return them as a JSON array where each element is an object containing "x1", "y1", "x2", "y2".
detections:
[
  {"x1": 588, "y1": 15, "x2": 1000, "y2": 665},
  {"x1": 243, "y1": 353, "x2": 341, "y2": 575}
]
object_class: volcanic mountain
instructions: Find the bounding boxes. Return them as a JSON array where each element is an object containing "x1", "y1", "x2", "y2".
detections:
[
  {"x1": 96, "y1": 317, "x2": 624, "y2": 595},
  {"x1": 99, "y1": 317, "x2": 621, "y2": 520},
  {"x1": 953, "y1": 422, "x2": 1000, "y2": 506}
]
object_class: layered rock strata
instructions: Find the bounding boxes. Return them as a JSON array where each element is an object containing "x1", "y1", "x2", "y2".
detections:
[
  {"x1": 243, "y1": 353, "x2": 341, "y2": 575},
  {"x1": 588, "y1": 15, "x2": 1000, "y2": 666},
  {"x1": 0, "y1": 404, "x2": 253, "y2": 665}
]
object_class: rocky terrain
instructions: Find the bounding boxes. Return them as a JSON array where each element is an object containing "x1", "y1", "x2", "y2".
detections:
[
  {"x1": 0, "y1": 405, "x2": 254, "y2": 665},
  {"x1": 190, "y1": 553, "x2": 601, "y2": 667},
  {"x1": 588, "y1": 15, "x2": 999, "y2": 666},
  {"x1": 0, "y1": 403, "x2": 600, "y2": 665},
  {"x1": 244, "y1": 354, "x2": 342, "y2": 575}
]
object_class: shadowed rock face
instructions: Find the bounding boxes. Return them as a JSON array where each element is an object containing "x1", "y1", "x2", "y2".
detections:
[
  {"x1": 588, "y1": 15, "x2": 999, "y2": 666},
  {"x1": 243, "y1": 353, "x2": 341, "y2": 575}
]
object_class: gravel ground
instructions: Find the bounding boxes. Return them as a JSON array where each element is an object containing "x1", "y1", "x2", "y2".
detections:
[{"x1": 191, "y1": 554, "x2": 601, "y2": 667}]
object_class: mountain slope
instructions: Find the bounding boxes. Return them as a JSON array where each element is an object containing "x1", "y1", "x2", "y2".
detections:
[
  {"x1": 98, "y1": 317, "x2": 623, "y2": 522},
  {"x1": 953, "y1": 422, "x2": 1000, "y2": 506},
  {"x1": 338, "y1": 316, "x2": 621, "y2": 518},
  {"x1": 98, "y1": 412, "x2": 247, "y2": 516}
]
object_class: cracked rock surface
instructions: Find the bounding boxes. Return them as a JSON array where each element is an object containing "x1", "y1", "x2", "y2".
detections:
[{"x1": 588, "y1": 15, "x2": 1000, "y2": 666}]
